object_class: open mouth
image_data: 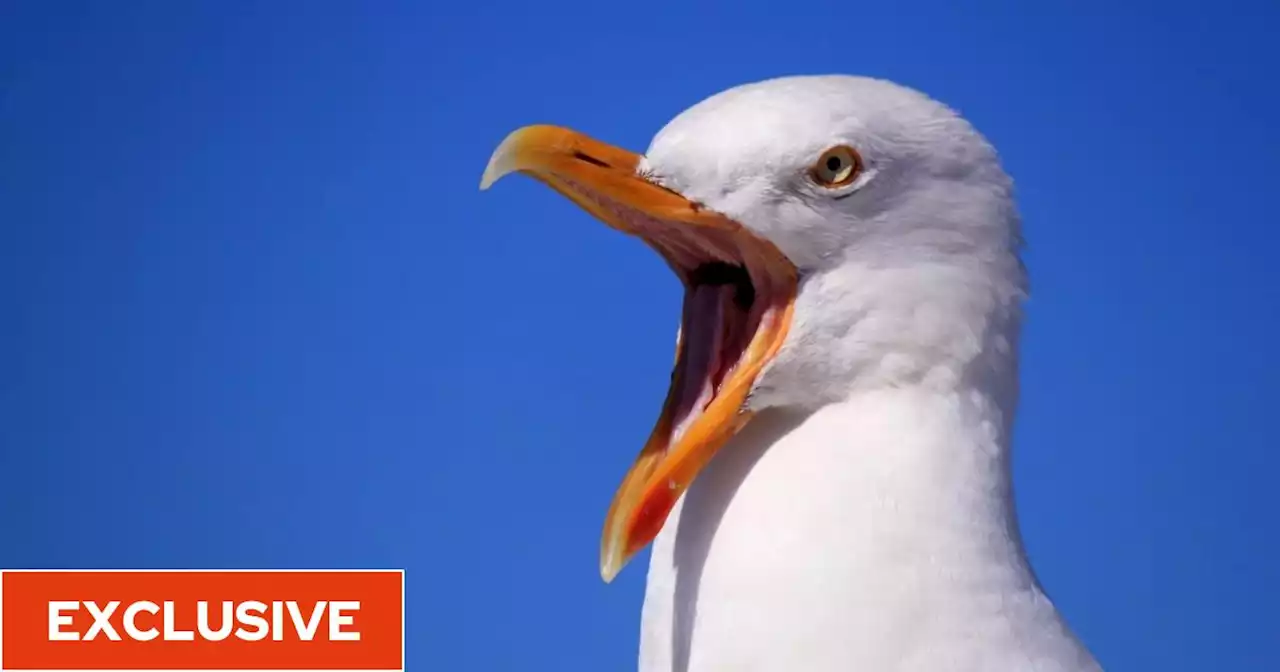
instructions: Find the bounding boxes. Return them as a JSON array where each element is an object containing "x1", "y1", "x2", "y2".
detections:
[
  {"x1": 672, "y1": 261, "x2": 757, "y2": 447},
  {"x1": 480, "y1": 124, "x2": 798, "y2": 581},
  {"x1": 586, "y1": 199, "x2": 793, "y2": 578}
]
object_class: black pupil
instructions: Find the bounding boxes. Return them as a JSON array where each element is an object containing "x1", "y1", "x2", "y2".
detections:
[{"x1": 826, "y1": 155, "x2": 843, "y2": 172}]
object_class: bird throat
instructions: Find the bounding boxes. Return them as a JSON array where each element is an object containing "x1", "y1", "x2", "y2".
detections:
[{"x1": 637, "y1": 385, "x2": 1084, "y2": 670}]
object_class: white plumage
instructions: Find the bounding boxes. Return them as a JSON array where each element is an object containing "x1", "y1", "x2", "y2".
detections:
[{"x1": 635, "y1": 76, "x2": 1099, "y2": 671}]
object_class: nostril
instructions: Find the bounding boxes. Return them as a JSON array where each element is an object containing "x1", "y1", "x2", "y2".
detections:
[{"x1": 573, "y1": 151, "x2": 610, "y2": 168}]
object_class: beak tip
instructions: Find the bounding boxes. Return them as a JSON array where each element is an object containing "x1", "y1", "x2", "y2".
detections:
[
  {"x1": 599, "y1": 539, "x2": 628, "y2": 584},
  {"x1": 481, "y1": 126, "x2": 542, "y2": 192},
  {"x1": 478, "y1": 156, "x2": 509, "y2": 191},
  {"x1": 599, "y1": 559, "x2": 621, "y2": 584}
]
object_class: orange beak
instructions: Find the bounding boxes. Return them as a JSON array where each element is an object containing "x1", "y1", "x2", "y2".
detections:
[{"x1": 480, "y1": 125, "x2": 798, "y2": 582}]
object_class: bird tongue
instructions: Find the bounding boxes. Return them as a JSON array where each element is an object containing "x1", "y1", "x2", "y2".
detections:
[{"x1": 669, "y1": 282, "x2": 745, "y2": 445}]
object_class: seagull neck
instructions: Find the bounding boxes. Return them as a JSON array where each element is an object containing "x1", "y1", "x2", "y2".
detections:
[
  {"x1": 736, "y1": 382, "x2": 1035, "y2": 589},
  {"x1": 641, "y1": 379, "x2": 1094, "y2": 670},
  {"x1": 813, "y1": 383, "x2": 1027, "y2": 574}
]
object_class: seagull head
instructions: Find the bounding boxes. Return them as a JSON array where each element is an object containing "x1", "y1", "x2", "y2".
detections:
[{"x1": 481, "y1": 75, "x2": 1026, "y2": 582}]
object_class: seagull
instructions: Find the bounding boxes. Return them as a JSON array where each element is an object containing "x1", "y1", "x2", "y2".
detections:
[{"x1": 481, "y1": 75, "x2": 1101, "y2": 672}]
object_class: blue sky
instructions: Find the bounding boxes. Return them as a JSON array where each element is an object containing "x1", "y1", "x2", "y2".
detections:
[{"x1": 2, "y1": 0, "x2": 1278, "y2": 669}]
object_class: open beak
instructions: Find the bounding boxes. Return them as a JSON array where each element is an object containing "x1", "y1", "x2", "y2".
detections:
[{"x1": 480, "y1": 125, "x2": 798, "y2": 582}]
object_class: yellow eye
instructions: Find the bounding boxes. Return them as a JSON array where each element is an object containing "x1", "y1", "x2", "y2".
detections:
[{"x1": 810, "y1": 145, "x2": 862, "y2": 188}]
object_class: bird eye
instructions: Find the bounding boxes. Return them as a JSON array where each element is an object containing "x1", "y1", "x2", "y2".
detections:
[{"x1": 810, "y1": 145, "x2": 862, "y2": 188}]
